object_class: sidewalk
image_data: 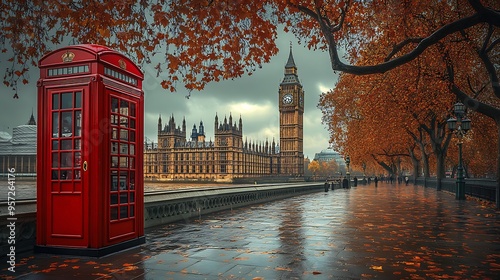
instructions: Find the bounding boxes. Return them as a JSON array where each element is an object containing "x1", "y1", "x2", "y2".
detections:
[{"x1": 2, "y1": 182, "x2": 499, "y2": 279}]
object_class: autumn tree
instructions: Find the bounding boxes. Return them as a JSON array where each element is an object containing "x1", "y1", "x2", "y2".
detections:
[
  {"x1": 308, "y1": 160, "x2": 320, "y2": 179},
  {"x1": 1, "y1": 1, "x2": 498, "y2": 203},
  {"x1": 1, "y1": 0, "x2": 286, "y2": 96},
  {"x1": 288, "y1": 0, "x2": 499, "y2": 205},
  {"x1": 319, "y1": 0, "x2": 498, "y2": 190}
]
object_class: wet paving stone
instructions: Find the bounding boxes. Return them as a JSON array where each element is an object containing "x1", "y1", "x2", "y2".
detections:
[{"x1": 2, "y1": 183, "x2": 499, "y2": 279}]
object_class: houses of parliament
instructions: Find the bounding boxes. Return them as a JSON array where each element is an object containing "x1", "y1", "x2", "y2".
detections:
[{"x1": 144, "y1": 46, "x2": 305, "y2": 182}]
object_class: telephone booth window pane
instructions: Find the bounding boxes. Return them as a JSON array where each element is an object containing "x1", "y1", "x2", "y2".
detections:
[
  {"x1": 111, "y1": 156, "x2": 118, "y2": 167},
  {"x1": 52, "y1": 140, "x2": 58, "y2": 150},
  {"x1": 129, "y1": 131, "x2": 135, "y2": 142},
  {"x1": 130, "y1": 205, "x2": 135, "y2": 217},
  {"x1": 52, "y1": 94, "x2": 59, "y2": 109},
  {"x1": 112, "y1": 128, "x2": 118, "y2": 139},
  {"x1": 120, "y1": 143, "x2": 128, "y2": 155},
  {"x1": 111, "y1": 115, "x2": 119, "y2": 125},
  {"x1": 120, "y1": 116, "x2": 128, "y2": 127},
  {"x1": 120, "y1": 206, "x2": 128, "y2": 219},
  {"x1": 119, "y1": 172, "x2": 127, "y2": 190},
  {"x1": 60, "y1": 170, "x2": 71, "y2": 180},
  {"x1": 129, "y1": 119, "x2": 136, "y2": 129},
  {"x1": 130, "y1": 103, "x2": 136, "y2": 117},
  {"x1": 74, "y1": 139, "x2": 81, "y2": 150},
  {"x1": 110, "y1": 207, "x2": 118, "y2": 220},
  {"x1": 130, "y1": 192, "x2": 135, "y2": 203},
  {"x1": 75, "y1": 91, "x2": 81, "y2": 108},
  {"x1": 110, "y1": 194, "x2": 118, "y2": 205},
  {"x1": 120, "y1": 193, "x2": 128, "y2": 204},
  {"x1": 61, "y1": 92, "x2": 73, "y2": 109},
  {"x1": 111, "y1": 97, "x2": 119, "y2": 113},
  {"x1": 61, "y1": 112, "x2": 72, "y2": 137},
  {"x1": 111, "y1": 142, "x2": 118, "y2": 154},
  {"x1": 120, "y1": 100, "x2": 129, "y2": 115},
  {"x1": 74, "y1": 170, "x2": 81, "y2": 180},
  {"x1": 129, "y1": 172, "x2": 135, "y2": 190},
  {"x1": 129, "y1": 157, "x2": 135, "y2": 168},
  {"x1": 61, "y1": 139, "x2": 72, "y2": 150},
  {"x1": 130, "y1": 144, "x2": 135, "y2": 155},
  {"x1": 52, "y1": 112, "x2": 59, "y2": 137},
  {"x1": 75, "y1": 111, "x2": 81, "y2": 136},
  {"x1": 111, "y1": 173, "x2": 118, "y2": 191},
  {"x1": 61, "y1": 152, "x2": 72, "y2": 167},
  {"x1": 52, "y1": 153, "x2": 59, "y2": 167},
  {"x1": 120, "y1": 129, "x2": 128, "y2": 140},
  {"x1": 74, "y1": 152, "x2": 81, "y2": 167},
  {"x1": 120, "y1": 157, "x2": 128, "y2": 168}
]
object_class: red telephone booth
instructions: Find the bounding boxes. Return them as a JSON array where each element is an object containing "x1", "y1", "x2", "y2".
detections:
[{"x1": 35, "y1": 44, "x2": 145, "y2": 256}]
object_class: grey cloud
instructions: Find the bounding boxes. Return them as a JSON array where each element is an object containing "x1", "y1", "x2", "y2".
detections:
[{"x1": 1, "y1": 31, "x2": 338, "y2": 159}]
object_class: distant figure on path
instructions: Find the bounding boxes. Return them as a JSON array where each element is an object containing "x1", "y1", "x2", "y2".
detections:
[
  {"x1": 405, "y1": 176, "x2": 409, "y2": 185},
  {"x1": 342, "y1": 177, "x2": 349, "y2": 189},
  {"x1": 374, "y1": 176, "x2": 378, "y2": 187}
]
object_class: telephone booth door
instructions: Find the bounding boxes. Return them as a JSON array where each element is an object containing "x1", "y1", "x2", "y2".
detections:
[{"x1": 46, "y1": 89, "x2": 88, "y2": 247}]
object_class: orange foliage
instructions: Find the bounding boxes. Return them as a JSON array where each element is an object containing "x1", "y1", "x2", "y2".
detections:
[
  {"x1": 317, "y1": 0, "x2": 499, "y2": 177},
  {"x1": 1, "y1": 1, "x2": 498, "y2": 177},
  {"x1": 1, "y1": 1, "x2": 497, "y2": 96}
]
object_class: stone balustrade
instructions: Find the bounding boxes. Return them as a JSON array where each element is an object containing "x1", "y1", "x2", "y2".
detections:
[{"x1": 0, "y1": 182, "x2": 324, "y2": 255}]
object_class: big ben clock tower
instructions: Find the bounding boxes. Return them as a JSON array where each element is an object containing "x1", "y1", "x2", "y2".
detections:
[{"x1": 279, "y1": 44, "x2": 304, "y2": 177}]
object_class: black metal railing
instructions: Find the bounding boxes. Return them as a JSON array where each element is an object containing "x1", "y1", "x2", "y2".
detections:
[{"x1": 414, "y1": 177, "x2": 496, "y2": 202}]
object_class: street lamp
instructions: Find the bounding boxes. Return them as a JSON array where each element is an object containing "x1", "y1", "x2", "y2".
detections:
[
  {"x1": 447, "y1": 102, "x2": 471, "y2": 200},
  {"x1": 345, "y1": 155, "x2": 351, "y2": 189}
]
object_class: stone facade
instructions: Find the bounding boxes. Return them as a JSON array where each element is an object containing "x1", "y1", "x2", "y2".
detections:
[
  {"x1": 144, "y1": 47, "x2": 304, "y2": 182},
  {"x1": 144, "y1": 114, "x2": 280, "y2": 182}
]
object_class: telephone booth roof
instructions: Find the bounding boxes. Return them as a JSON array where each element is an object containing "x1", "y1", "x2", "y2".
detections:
[{"x1": 39, "y1": 44, "x2": 143, "y2": 79}]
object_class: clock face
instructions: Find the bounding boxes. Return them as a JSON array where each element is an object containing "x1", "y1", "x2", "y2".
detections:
[{"x1": 282, "y1": 94, "x2": 293, "y2": 105}]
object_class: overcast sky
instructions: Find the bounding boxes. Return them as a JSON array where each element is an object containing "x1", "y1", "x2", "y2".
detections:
[{"x1": 0, "y1": 31, "x2": 338, "y2": 159}]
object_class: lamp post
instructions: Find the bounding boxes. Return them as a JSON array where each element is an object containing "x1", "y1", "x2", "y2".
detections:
[
  {"x1": 345, "y1": 155, "x2": 351, "y2": 189},
  {"x1": 447, "y1": 102, "x2": 471, "y2": 200}
]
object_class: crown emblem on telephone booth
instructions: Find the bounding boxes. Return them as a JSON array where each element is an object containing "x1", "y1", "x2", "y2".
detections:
[
  {"x1": 61, "y1": 51, "x2": 75, "y2": 62},
  {"x1": 119, "y1": 59, "x2": 127, "y2": 70}
]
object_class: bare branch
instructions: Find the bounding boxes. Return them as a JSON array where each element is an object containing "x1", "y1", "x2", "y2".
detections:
[
  {"x1": 331, "y1": 13, "x2": 488, "y2": 74},
  {"x1": 385, "y1": 38, "x2": 423, "y2": 61}
]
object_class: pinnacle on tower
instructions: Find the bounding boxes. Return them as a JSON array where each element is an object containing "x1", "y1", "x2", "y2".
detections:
[
  {"x1": 27, "y1": 109, "x2": 36, "y2": 125},
  {"x1": 285, "y1": 42, "x2": 296, "y2": 69}
]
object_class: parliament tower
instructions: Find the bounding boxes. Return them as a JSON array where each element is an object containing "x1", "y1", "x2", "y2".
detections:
[
  {"x1": 278, "y1": 45, "x2": 304, "y2": 177},
  {"x1": 144, "y1": 44, "x2": 305, "y2": 182}
]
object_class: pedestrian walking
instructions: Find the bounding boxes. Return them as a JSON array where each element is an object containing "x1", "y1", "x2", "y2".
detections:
[{"x1": 374, "y1": 176, "x2": 378, "y2": 187}]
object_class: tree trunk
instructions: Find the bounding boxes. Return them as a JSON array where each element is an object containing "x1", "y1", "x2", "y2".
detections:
[
  {"x1": 409, "y1": 147, "x2": 420, "y2": 184},
  {"x1": 418, "y1": 142, "x2": 430, "y2": 177},
  {"x1": 436, "y1": 151, "x2": 447, "y2": 191}
]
